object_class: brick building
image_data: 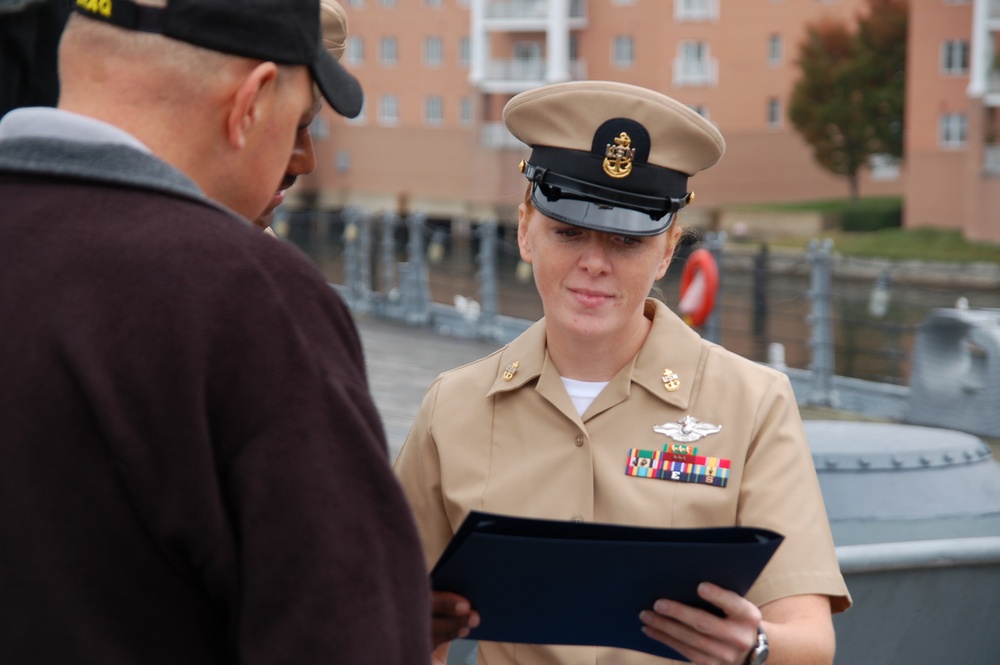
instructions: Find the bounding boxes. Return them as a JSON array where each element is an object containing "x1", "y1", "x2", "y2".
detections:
[{"x1": 292, "y1": 0, "x2": 997, "y2": 241}]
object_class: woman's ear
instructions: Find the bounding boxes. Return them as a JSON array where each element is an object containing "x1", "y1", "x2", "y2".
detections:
[
  {"x1": 226, "y1": 62, "x2": 279, "y2": 150},
  {"x1": 655, "y1": 224, "x2": 682, "y2": 280},
  {"x1": 517, "y1": 203, "x2": 533, "y2": 264}
]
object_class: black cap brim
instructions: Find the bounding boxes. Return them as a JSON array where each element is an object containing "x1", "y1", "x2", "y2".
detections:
[
  {"x1": 312, "y1": 44, "x2": 363, "y2": 118},
  {"x1": 530, "y1": 184, "x2": 675, "y2": 237}
]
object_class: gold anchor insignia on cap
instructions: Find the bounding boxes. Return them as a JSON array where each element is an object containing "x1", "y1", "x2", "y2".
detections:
[
  {"x1": 653, "y1": 415, "x2": 723, "y2": 443},
  {"x1": 662, "y1": 368, "x2": 680, "y2": 392},
  {"x1": 603, "y1": 132, "x2": 635, "y2": 179},
  {"x1": 502, "y1": 361, "x2": 520, "y2": 382}
]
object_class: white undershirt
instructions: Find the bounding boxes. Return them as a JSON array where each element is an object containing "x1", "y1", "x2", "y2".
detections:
[{"x1": 560, "y1": 377, "x2": 609, "y2": 416}]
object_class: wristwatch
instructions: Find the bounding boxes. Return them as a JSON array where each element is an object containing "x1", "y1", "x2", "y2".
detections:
[{"x1": 745, "y1": 625, "x2": 769, "y2": 665}]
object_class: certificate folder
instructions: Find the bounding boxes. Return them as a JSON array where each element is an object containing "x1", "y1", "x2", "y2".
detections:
[{"x1": 430, "y1": 511, "x2": 783, "y2": 661}]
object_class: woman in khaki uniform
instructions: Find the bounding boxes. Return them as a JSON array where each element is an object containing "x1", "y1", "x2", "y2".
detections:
[{"x1": 394, "y1": 81, "x2": 850, "y2": 665}]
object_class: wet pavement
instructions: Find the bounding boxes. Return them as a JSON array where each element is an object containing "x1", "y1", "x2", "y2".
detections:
[{"x1": 355, "y1": 313, "x2": 503, "y2": 460}]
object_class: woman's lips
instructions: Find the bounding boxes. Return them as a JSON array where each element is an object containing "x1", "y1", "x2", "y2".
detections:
[{"x1": 570, "y1": 287, "x2": 612, "y2": 307}]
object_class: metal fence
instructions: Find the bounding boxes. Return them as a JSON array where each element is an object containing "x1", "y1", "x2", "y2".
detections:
[{"x1": 281, "y1": 207, "x2": 1000, "y2": 427}]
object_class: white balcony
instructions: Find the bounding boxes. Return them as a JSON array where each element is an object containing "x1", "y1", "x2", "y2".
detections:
[
  {"x1": 482, "y1": 0, "x2": 587, "y2": 30},
  {"x1": 484, "y1": 0, "x2": 586, "y2": 19},
  {"x1": 477, "y1": 58, "x2": 587, "y2": 93}
]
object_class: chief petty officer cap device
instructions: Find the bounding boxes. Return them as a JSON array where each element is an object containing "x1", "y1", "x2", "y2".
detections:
[
  {"x1": 73, "y1": 0, "x2": 364, "y2": 119},
  {"x1": 503, "y1": 81, "x2": 726, "y2": 236}
]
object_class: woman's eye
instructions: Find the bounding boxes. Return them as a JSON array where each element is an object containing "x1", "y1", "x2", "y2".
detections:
[{"x1": 617, "y1": 235, "x2": 642, "y2": 246}]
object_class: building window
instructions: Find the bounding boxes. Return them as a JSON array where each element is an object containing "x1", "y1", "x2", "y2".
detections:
[
  {"x1": 309, "y1": 115, "x2": 330, "y2": 141},
  {"x1": 941, "y1": 40, "x2": 969, "y2": 76},
  {"x1": 380, "y1": 37, "x2": 397, "y2": 66},
  {"x1": 459, "y1": 36, "x2": 471, "y2": 67},
  {"x1": 674, "y1": 40, "x2": 716, "y2": 86},
  {"x1": 345, "y1": 36, "x2": 364, "y2": 66},
  {"x1": 346, "y1": 100, "x2": 367, "y2": 125},
  {"x1": 346, "y1": 0, "x2": 363, "y2": 7},
  {"x1": 868, "y1": 153, "x2": 900, "y2": 181},
  {"x1": 335, "y1": 150, "x2": 351, "y2": 173},
  {"x1": 459, "y1": 96, "x2": 473, "y2": 126},
  {"x1": 768, "y1": 34, "x2": 783, "y2": 66},
  {"x1": 379, "y1": 95, "x2": 399, "y2": 125},
  {"x1": 425, "y1": 0, "x2": 443, "y2": 6},
  {"x1": 939, "y1": 112, "x2": 967, "y2": 147},
  {"x1": 767, "y1": 97, "x2": 782, "y2": 129},
  {"x1": 513, "y1": 41, "x2": 543, "y2": 79},
  {"x1": 675, "y1": 0, "x2": 719, "y2": 21},
  {"x1": 425, "y1": 36, "x2": 443, "y2": 67},
  {"x1": 380, "y1": 0, "x2": 397, "y2": 7},
  {"x1": 425, "y1": 96, "x2": 444, "y2": 126},
  {"x1": 613, "y1": 36, "x2": 634, "y2": 68}
]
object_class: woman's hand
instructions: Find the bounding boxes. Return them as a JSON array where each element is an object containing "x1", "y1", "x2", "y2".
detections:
[
  {"x1": 640, "y1": 586, "x2": 836, "y2": 665},
  {"x1": 431, "y1": 590, "x2": 480, "y2": 647},
  {"x1": 639, "y1": 582, "x2": 761, "y2": 665}
]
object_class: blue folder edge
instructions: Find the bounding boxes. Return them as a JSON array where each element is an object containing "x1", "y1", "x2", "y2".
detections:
[{"x1": 430, "y1": 511, "x2": 784, "y2": 662}]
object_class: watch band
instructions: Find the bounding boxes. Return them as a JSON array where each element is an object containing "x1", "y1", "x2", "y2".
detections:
[{"x1": 745, "y1": 624, "x2": 769, "y2": 665}]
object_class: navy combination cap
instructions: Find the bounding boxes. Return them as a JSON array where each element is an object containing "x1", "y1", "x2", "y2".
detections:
[
  {"x1": 503, "y1": 81, "x2": 726, "y2": 236},
  {"x1": 73, "y1": 0, "x2": 363, "y2": 118}
]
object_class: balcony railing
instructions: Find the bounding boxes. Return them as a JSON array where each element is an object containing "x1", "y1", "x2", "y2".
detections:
[
  {"x1": 672, "y1": 59, "x2": 719, "y2": 87},
  {"x1": 482, "y1": 58, "x2": 586, "y2": 83},
  {"x1": 485, "y1": 0, "x2": 586, "y2": 20}
]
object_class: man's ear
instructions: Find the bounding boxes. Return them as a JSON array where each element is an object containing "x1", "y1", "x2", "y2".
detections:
[{"x1": 226, "y1": 62, "x2": 279, "y2": 150}]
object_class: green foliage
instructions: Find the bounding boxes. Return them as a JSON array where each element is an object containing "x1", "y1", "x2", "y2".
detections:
[
  {"x1": 839, "y1": 198, "x2": 902, "y2": 232},
  {"x1": 788, "y1": 0, "x2": 908, "y2": 199}
]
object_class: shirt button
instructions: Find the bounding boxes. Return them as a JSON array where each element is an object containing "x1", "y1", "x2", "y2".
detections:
[
  {"x1": 571, "y1": 515, "x2": 584, "y2": 523},
  {"x1": 575, "y1": 434, "x2": 584, "y2": 447}
]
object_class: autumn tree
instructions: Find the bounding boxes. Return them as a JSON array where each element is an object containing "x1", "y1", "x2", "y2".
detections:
[{"x1": 789, "y1": 0, "x2": 908, "y2": 200}]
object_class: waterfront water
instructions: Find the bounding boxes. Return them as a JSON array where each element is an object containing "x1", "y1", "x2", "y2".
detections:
[{"x1": 283, "y1": 213, "x2": 1000, "y2": 387}]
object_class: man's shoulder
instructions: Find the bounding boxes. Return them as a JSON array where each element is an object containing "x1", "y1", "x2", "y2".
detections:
[{"x1": 0, "y1": 136, "x2": 212, "y2": 206}]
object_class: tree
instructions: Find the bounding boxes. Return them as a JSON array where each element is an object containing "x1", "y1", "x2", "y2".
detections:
[{"x1": 789, "y1": 0, "x2": 908, "y2": 200}]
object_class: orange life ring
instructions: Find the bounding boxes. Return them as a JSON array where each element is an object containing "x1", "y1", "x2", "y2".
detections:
[{"x1": 678, "y1": 248, "x2": 719, "y2": 327}]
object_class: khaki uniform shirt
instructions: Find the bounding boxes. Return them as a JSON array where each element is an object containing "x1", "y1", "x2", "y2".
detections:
[{"x1": 394, "y1": 299, "x2": 850, "y2": 665}]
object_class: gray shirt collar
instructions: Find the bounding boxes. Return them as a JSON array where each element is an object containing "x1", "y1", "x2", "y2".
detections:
[{"x1": 0, "y1": 107, "x2": 151, "y2": 152}]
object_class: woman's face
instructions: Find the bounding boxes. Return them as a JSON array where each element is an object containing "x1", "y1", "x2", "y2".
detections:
[{"x1": 517, "y1": 202, "x2": 677, "y2": 342}]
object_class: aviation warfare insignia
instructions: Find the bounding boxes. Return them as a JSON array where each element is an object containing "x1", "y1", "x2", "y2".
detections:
[
  {"x1": 603, "y1": 132, "x2": 635, "y2": 179},
  {"x1": 653, "y1": 415, "x2": 721, "y2": 443}
]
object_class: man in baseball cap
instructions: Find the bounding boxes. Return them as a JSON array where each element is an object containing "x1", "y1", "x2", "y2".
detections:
[
  {"x1": 255, "y1": 0, "x2": 354, "y2": 231},
  {"x1": 0, "y1": 2, "x2": 432, "y2": 663},
  {"x1": 74, "y1": 0, "x2": 362, "y2": 118}
]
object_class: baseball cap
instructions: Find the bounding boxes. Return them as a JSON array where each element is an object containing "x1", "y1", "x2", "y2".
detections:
[
  {"x1": 503, "y1": 81, "x2": 725, "y2": 236},
  {"x1": 73, "y1": 0, "x2": 363, "y2": 118}
]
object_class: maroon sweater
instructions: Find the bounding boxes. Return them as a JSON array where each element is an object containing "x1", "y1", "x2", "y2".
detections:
[{"x1": 0, "y1": 155, "x2": 431, "y2": 663}]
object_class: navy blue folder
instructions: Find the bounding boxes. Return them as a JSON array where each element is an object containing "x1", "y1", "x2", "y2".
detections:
[{"x1": 430, "y1": 511, "x2": 784, "y2": 661}]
